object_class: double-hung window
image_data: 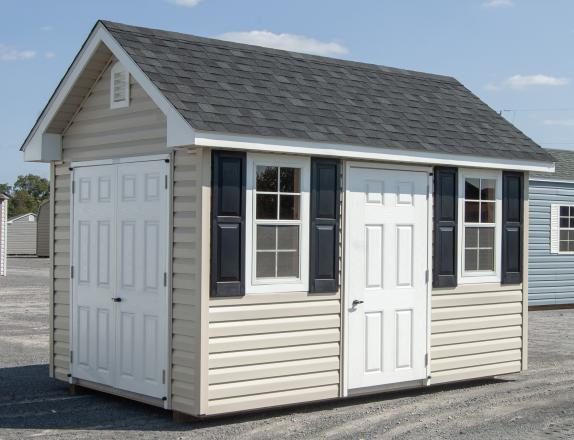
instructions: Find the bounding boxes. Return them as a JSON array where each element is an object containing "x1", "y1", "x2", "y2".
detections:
[
  {"x1": 458, "y1": 169, "x2": 502, "y2": 283},
  {"x1": 246, "y1": 154, "x2": 310, "y2": 293},
  {"x1": 559, "y1": 206, "x2": 574, "y2": 252}
]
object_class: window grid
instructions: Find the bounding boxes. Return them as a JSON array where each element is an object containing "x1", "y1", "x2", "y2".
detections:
[{"x1": 559, "y1": 205, "x2": 574, "y2": 253}]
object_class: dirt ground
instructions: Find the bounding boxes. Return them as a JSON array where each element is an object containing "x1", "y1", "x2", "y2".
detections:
[{"x1": 0, "y1": 257, "x2": 573, "y2": 439}]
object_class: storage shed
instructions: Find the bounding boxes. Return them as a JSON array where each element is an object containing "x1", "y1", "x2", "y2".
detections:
[
  {"x1": 37, "y1": 200, "x2": 50, "y2": 258},
  {"x1": 529, "y1": 148, "x2": 574, "y2": 306},
  {"x1": 7, "y1": 212, "x2": 37, "y2": 256},
  {"x1": 21, "y1": 21, "x2": 555, "y2": 418},
  {"x1": 0, "y1": 193, "x2": 8, "y2": 276}
]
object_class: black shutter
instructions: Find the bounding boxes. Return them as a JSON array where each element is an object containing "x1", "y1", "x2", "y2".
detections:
[
  {"x1": 433, "y1": 167, "x2": 458, "y2": 288},
  {"x1": 309, "y1": 158, "x2": 340, "y2": 293},
  {"x1": 211, "y1": 150, "x2": 246, "y2": 297},
  {"x1": 501, "y1": 171, "x2": 523, "y2": 284}
]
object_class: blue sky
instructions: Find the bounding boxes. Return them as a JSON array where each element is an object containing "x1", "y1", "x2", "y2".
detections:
[{"x1": 1, "y1": 0, "x2": 574, "y2": 185}]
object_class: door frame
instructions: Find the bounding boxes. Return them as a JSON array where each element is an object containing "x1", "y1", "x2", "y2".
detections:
[
  {"x1": 68, "y1": 153, "x2": 172, "y2": 406},
  {"x1": 342, "y1": 160, "x2": 433, "y2": 396}
]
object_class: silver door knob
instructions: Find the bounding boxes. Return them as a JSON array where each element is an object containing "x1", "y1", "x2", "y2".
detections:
[{"x1": 352, "y1": 300, "x2": 364, "y2": 307}]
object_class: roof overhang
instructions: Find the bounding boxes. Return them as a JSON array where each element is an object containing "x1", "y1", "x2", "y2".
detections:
[
  {"x1": 193, "y1": 131, "x2": 556, "y2": 173},
  {"x1": 21, "y1": 22, "x2": 195, "y2": 162}
]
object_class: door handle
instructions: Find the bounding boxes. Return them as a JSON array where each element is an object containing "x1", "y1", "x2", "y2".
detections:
[
  {"x1": 352, "y1": 299, "x2": 364, "y2": 307},
  {"x1": 112, "y1": 297, "x2": 122, "y2": 302}
]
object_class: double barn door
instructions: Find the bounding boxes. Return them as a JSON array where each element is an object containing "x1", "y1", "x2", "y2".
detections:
[{"x1": 71, "y1": 158, "x2": 169, "y2": 399}]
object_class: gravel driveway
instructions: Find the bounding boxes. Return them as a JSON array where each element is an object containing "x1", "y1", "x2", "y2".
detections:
[{"x1": 1, "y1": 257, "x2": 573, "y2": 439}]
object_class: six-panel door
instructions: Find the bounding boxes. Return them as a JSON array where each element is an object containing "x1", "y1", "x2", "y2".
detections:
[
  {"x1": 347, "y1": 166, "x2": 429, "y2": 390},
  {"x1": 71, "y1": 159, "x2": 169, "y2": 399}
]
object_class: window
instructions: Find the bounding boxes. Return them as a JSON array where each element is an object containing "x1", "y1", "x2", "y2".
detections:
[
  {"x1": 458, "y1": 170, "x2": 502, "y2": 283},
  {"x1": 559, "y1": 206, "x2": 574, "y2": 252},
  {"x1": 246, "y1": 154, "x2": 310, "y2": 293},
  {"x1": 110, "y1": 62, "x2": 130, "y2": 109}
]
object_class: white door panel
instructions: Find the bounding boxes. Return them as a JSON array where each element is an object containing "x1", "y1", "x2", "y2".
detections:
[
  {"x1": 347, "y1": 166, "x2": 429, "y2": 390},
  {"x1": 71, "y1": 159, "x2": 168, "y2": 399}
]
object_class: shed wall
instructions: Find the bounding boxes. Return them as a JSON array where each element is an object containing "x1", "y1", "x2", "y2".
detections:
[
  {"x1": 528, "y1": 180, "x2": 574, "y2": 305},
  {"x1": 0, "y1": 199, "x2": 7, "y2": 276},
  {"x1": 7, "y1": 216, "x2": 37, "y2": 255},
  {"x1": 37, "y1": 201, "x2": 50, "y2": 257}
]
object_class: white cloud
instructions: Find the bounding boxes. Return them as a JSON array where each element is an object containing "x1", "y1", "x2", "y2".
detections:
[
  {"x1": 44, "y1": 51, "x2": 56, "y2": 59},
  {"x1": 0, "y1": 44, "x2": 36, "y2": 61},
  {"x1": 218, "y1": 30, "x2": 348, "y2": 57},
  {"x1": 483, "y1": 0, "x2": 514, "y2": 8},
  {"x1": 504, "y1": 74, "x2": 569, "y2": 89},
  {"x1": 543, "y1": 119, "x2": 574, "y2": 127},
  {"x1": 169, "y1": 0, "x2": 202, "y2": 7}
]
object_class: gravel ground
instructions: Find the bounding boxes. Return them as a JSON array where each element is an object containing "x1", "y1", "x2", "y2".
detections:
[{"x1": 0, "y1": 257, "x2": 573, "y2": 439}]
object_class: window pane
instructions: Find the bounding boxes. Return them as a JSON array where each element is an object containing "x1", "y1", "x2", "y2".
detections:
[
  {"x1": 465, "y1": 249, "x2": 478, "y2": 271},
  {"x1": 256, "y1": 252, "x2": 276, "y2": 278},
  {"x1": 561, "y1": 217, "x2": 569, "y2": 228},
  {"x1": 570, "y1": 218, "x2": 574, "y2": 228},
  {"x1": 279, "y1": 168, "x2": 301, "y2": 193},
  {"x1": 561, "y1": 230, "x2": 569, "y2": 241},
  {"x1": 480, "y1": 179, "x2": 496, "y2": 201},
  {"x1": 465, "y1": 227, "x2": 478, "y2": 248},
  {"x1": 277, "y1": 225, "x2": 299, "y2": 250},
  {"x1": 256, "y1": 194, "x2": 277, "y2": 219},
  {"x1": 257, "y1": 226, "x2": 276, "y2": 250},
  {"x1": 465, "y1": 201, "x2": 479, "y2": 222},
  {"x1": 569, "y1": 241, "x2": 574, "y2": 252},
  {"x1": 479, "y1": 227, "x2": 495, "y2": 248},
  {"x1": 279, "y1": 195, "x2": 300, "y2": 220},
  {"x1": 561, "y1": 206, "x2": 569, "y2": 216},
  {"x1": 277, "y1": 251, "x2": 299, "y2": 277},
  {"x1": 478, "y1": 248, "x2": 494, "y2": 271},
  {"x1": 569, "y1": 230, "x2": 574, "y2": 241},
  {"x1": 480, "y1": 201, "x2": 495, "y2": 223},
  {"x1": 256, "y1": 166, "x2": 278, "y2": 192},
  {"x1": 465, "y1": 179, "x2": 480, "y2": 200},
  {"x1": 560, "y1": 241, "x2": 569, "y2": 252},
  {"x1": 570, "y1": 206, "x2": 574, "y2": 216}
]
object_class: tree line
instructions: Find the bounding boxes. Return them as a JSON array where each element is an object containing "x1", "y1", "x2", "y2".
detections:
[{"x1": 1, "y1": 174, "x2": 49, "y2": 218}]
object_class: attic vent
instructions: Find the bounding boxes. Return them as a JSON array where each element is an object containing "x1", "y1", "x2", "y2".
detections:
[{"x1": 110, "y1": 62, "x2": 130, "y2": 109}]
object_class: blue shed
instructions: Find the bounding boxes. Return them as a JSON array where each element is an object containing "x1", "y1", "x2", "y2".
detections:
[{"x1": 529, "y1": 149, "x2": 574, "y2": 306}]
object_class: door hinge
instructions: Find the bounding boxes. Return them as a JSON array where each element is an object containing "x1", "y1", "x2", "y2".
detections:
[
  {"x1": 162, "y1": 369, "x2": 166, "y2": 384},
  {"x1": 70, "y1": 350, "x2": 74, "y2": 363},
  {"x1": 425, "y1": 353, "x2": 429, "y2": 367},
  {"x1": 425, "y1": 269, "x2": 429, "y2": 284},
  {"x1": 70, "y1": 265, "x2": 74, "y2": 279},
  {"x1": 71, "y1": 180, "x2": 75, "y2": 194},
  {"x1": 165, "y1": 175, "x2": 168, "y2": 190},
  {"x1": 163, "y1": 272, "x2": 167, "y2": 287}
]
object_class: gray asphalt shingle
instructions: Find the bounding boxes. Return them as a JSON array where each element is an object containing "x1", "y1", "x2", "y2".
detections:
[
  {"x1": 531, "y1": 149, "x2": 574, "y2": 180},
  {"x1": 102, "y1": 20, "x2": 553, "y2": 164}
]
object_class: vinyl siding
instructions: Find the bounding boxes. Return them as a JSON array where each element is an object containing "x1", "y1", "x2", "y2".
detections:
[
  {"x1": 37, "y1": 201, "x2": 50, "y2": 257},
  {"x1": 0, "y1": 199, "x2": 7, "y2": 276},
  {"x1": 206, "y1": 293, "x2": 341, "y2": 415},
  {"x1": 7, "y1": 217, "x2": 37, "y2": 255},
  {"x1": 528, "y1": 180, "x2": 574, "y2": 305},
  {"x1": 430, "y1": 283, "x2": 523, "y2": 384}
]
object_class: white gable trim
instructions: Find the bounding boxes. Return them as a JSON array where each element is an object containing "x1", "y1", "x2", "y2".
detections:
[
  {"x1": 22, "y1": 22, "x2": 195, "y2": 162},
  {"x1": 8, "y1": 213, "x2": 37, "y2": 224},
  {"x1": 194, "y1": 131, "x2": 555, "y2": 173}
]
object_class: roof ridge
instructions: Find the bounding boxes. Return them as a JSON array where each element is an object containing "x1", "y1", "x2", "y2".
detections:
[{"x1": 100, "y1": 20, "x2": 459, "y2": 84}]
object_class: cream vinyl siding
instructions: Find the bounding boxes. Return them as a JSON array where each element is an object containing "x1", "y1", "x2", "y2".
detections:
[
  {"x1": 206, "y1": 293, "x2": 341, "y2": 415},
  {"x1": 7, "y1": 216, "x2": 37, "y2": 255},
  {"x1": 430, "y1": 283, "x2": 523, "y2": 384},
  {"x1": 37, "y1": 201, "x2": 50, "y2": 257}
]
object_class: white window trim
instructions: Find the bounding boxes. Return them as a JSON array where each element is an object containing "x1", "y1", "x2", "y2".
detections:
[
  {"x1": 245, "y1": 153, "x2": 310, "y2": 294},
  {"x1": 556, "y1": 204, "x2": 574, "y2": 255},
  {"x1": 110, "y1": 61, "x2": 130, "y2": 109},
  {"x1": 457, "y1": 168, "x2": 502, "y2": 284}
]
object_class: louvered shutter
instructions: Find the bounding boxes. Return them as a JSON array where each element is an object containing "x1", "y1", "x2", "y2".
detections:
[
  {"x1": 501, "y1": 171, "x2": 523, "y2": 284},
  {"x1": 309, "y1": 158, "x2": 340, "y2": 293},
  {"x1": 211, "y1": 150, "x2": 246, "y2": 297},
  {"x1": 550, "y1": 204, "x2": 560, "y2": 254},
  {"x1": 433, "y1": 167, "x2": 458, "y2": 288}
]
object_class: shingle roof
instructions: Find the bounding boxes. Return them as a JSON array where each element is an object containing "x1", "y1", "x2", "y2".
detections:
[
  {"x1": 530, "y1": 149, "x2": 574, "y2": 180},
  {"x1": 101, "y1": 21, "x2": 553, "y2": 163}
]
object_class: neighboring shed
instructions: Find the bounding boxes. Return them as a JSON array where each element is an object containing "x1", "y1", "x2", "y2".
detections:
[
  {"x1": 0, "y1": 193, "x2": 9, "y2": 276},
  {"x1": 529, "y1": 148, "x2": 574, "y2": 306},
  {"x1": 20, "y1": 21, "x2": 554, "y2": 418},
  {"x1": 37, "y1": 200, "x2": 50, "y2": 257},
  {"x1": 7, "y1": 213, "x2": 38, "y2": 255}
]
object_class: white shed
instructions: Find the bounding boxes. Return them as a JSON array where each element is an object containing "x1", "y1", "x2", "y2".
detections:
[
  {"x1": 7, "y1": 212, "x2": 37, "y2": 256},
  {"x1": 20, "y1": 21, "x2": 555, "y2": 419},
  {"x1": 0, "y1": 193, "x2": 9, "y2": 276}
]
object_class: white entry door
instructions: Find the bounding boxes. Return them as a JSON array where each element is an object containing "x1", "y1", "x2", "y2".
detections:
[
  {"x1": 346, "y1": 165, "x2": 429, "y2": 391},
  {"x1": 71, "y1": 158, "x2": 169, "y2": 399}
]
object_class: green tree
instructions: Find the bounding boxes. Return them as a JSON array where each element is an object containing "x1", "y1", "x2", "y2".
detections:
[
  {"x1": 0, "y1": 183, "x2": 11, "y2": 197},
  {"x1": 4, "y1": 174, "x2": 49, "y2": 218}
]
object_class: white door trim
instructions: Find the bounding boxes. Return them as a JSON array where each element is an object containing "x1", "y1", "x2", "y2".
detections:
[
  {"x1": 342, "y1": 161, "x2": 433, "y2": 396},
  {"x1": 69, "y1": 154, "x2": 171, "y2": 401}
]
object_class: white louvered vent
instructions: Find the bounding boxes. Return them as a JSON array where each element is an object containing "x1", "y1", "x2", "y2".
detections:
[
  {"x1": 550, "y1": 203, "x2": 560, "y2": 254},
  {"x1": 110, "y1": 62, "x2": 129, "y2": 109}
]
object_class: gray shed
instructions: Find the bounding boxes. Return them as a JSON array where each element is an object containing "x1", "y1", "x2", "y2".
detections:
[
  {"x1": 7, "y1": 212, "x2": 37, "y2": 256},
  {"x1": 529, "y1": 149, "x2": 574, "y2": 306},
  {"x1": 37, "y1": 200, "x2": 50, "y2": 258},
  {"x1": 0, "y1": 193, "x2": 8, "y2": 276},
  {"x1": 20, "y1": 21, "x2": 554, "y2": 418}
]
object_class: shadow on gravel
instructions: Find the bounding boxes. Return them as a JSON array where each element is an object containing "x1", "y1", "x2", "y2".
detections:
[{"x1": 0, "y1": 363, "x2": 513, "y2": 431}]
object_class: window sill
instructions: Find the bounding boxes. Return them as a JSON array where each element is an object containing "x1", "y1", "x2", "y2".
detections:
[
  {"x1": 246, "y1": 281, "x2": 308, "y2": 295},
  {"x1": 459, "y1": 273, "x2": 500, "y2": 284}
]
